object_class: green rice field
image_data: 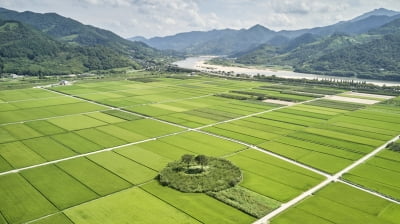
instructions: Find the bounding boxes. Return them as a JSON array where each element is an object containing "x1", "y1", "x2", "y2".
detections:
[{"x1": 0, "y1": 74, "x2": 399, "y2": 224}]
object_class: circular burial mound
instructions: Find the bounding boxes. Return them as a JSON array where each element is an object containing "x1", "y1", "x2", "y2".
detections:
[{"x1": 159, "y1": 154, "x2": 242, "y2": 193}]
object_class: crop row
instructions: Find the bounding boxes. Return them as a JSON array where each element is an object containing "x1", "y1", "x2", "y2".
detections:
[{"x1": 271, "y1": 182, "x2": 400, "y2": 224}]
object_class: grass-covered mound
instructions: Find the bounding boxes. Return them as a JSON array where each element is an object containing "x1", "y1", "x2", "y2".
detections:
[{"x1": 159, "y1": 154, "x2": 242, "y2": 193}]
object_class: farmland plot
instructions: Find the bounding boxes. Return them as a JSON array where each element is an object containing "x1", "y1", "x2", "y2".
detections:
[{"x1": 270, "y1": 183, "x2": 400, "y2": 224}]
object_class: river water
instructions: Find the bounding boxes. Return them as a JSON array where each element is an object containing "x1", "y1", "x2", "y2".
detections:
[{"x1": 174, "y1": 56, "x2": 400, "y2": 87}]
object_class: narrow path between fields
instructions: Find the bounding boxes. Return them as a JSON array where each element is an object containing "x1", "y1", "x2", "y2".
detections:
[{"x1": 6, "y1": 87, "x2": 399, "y2": 224}]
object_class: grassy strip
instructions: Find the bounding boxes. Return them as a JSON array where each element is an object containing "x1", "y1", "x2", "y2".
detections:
[
  {"x1": 306, "y1": 99, "x2": 365, "y2": 111},
  {"x1": 207, "y1": 186, "x2": 280, "y2": 218},
  {"x1": 102, "y1": 110, "x2": 143, "y2": 121}
]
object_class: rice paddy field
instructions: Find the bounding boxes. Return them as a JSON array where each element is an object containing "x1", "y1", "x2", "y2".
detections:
[{"x1": 0, "y1": 74, "x2": 399, "y2": 224}]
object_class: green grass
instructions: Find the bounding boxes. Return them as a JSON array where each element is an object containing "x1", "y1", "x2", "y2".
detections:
[
  {"x1": 102, "y1": 110, "x2": 143, "y2": 121},
  {"x1": 330, "y1": 115, "x2": 400, "y2": 132},
  {"x1": 227, "y1": 153, "x2": 321, "y2": 191},
  {"x1": 65, "y1": 187, "x2": 201, "y2": 224},
  {"x1": 22, "y1": 137, "x2": 77, "y2": 161},
  {"x1": 159, "y1": 132, "x2": 245, "y2": 157},
  {"x1": 231, "y1": 119, "x2": 294, "y2": 135},
  {"x1": 44, "y1": 102, "x2": 107, "y2": 116},
  {"x1": 258, "y1": 112, "x2": 319, "y2": 127},
  {"x1": 116, "y1": 146, "x2": 172, "y2": 171},
  {"x1": 211, "y1": 123, "x2": 279, "y2": 142},
  {"x1": 75, "y1": 128, "x2": 126, "y2": 148},
  {"x1": 304, "y1": 127, "x2": 384, "y2": 147},
  {"x1": 258, "y1": 141, "x2": 354, "y2": 173},
  {"x1": 12, "y1": 97, "x2": 79, "y2": 109},
  {"x1": 208, "y1": 186, "x2": 280, "y2": 218},
  {"x1": 48, "y1": 114, "x2": 107, "y2": 131},
  {"x1": 3, "y1": 123, "x2": 42, "y2": 140},
  {"x1": 0, "y1": 155, "x2": 12, "y2": 172},
  {"x1": 51, "y1": 132, "x2": 103, "y2": 154},
  {"x1": 332, "y1": 121, "x2": 398, "y2": 136},
  {"x1": 85, "y1": 112, "x2": 126, "y2": 123},
  {"x1": 379, "y1": 204, "x2": 400, "y2": 224},
  {"x1": 315, "y1": 123, "x2": 393, "y2": 141},
  {"x1": 306, "y1": 99, "x2": 365, "y2": 111},
  {"x1": 21, "y1": 165, "x2": 98, "y2": 209},
  {"x1": 343, "y1": 156, "x2": 400, "y2": 200},
  {"x1": 0, "y1": 88, "x2": 57, "y2": 101},
  {"x1": 271, "y1": 208, "x2": 335, "y2": 224},
  {"x1": 271, "y1": 182, "x2": 400, "y2": 224},
  {"x1": 141, "y1": 181, "x2": 255, "y2": 224},
  {"x1": 238, "y1": 171, "x2": 301, "y2": 202},
  {"x1": 251, "y1": 116, "x2": 305, "y2": 131},
  {"x1": 0, "y1": 141, "x2": 46, "y2": 168},
  {"x1": 223, "y1": 150, "x2": 324, "y2": 202},
  {"x1": 29, "y1": 213, "x2": 74, "y2": 224},
  {"x1": 88, "y1": 151, "x2": 158, "y2": 184},
  {"x1": 288, "y1": 131, "x2": 373, "y2": 154},
  {"x1": 0, "y1": 174, "x2": 57, "y2": 224},
  {"x1": 203, "y1": 126, "x2": 266, "y2": 145},
  {"x1": 2, "y1": 76, "x2": 400, "y2": 224},
  {"x1": 57, "y1": 157, "x2": 132, "y2": 196},
  {"x1": 277, "y1": 108, "x2": 333, "y2": 120},
  {"x1": 0, "y1": 127, "x2": 17, "y2": 143},
  {"x1": 25, "y1": 120, "x2": 66, "y2": 136},
  {"x1": 238, "y1": 149, "x2": 324, "y2": 179},
  {"x1": 293, "y1": 104, "x2": 347, "y2": 115},
  {"x1": 95, "y1": 125, "x2": 147, "y2": 142},
  {"x1": 115, "y1": 119, "x2": 184, "y2": 137},
  {"x1": 274, "y1": 137, "x2": 362, "y2": 160},
  {"x1": 130, "y1": 140, "x2": 195, "y2": 161}
]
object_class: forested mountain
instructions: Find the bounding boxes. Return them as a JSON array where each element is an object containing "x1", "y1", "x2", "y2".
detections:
[
  {"x1": 0, "y1": 19, "x2": 137, "y2": 75},
  {"x1": 0, "y1": 7, "x2": 170, "y2": 65},
  {"x1": 295, "y1": 33, "x2": 400, "y2": 80},
  {"x1": 231, "y1": 17, "x2": 400, "y2": 81},
  {"x1": 235, "y1": 34, "x2": 373, "y2": 65},
  {"x1": 132, "y1": 8, "x2": 400, "y2": 55}
]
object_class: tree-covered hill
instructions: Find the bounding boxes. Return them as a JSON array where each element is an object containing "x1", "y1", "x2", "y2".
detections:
[
  {"x1": 0, "y1": 20, "x2": 137, "y2": 75},
  {"x1": 0, "y1": 7, "x2": 172, "y2": 65},
  {"x1": 230, "y1": 18, "x2": 400, "y2": 81},
  {"x1": 296, "y1": 33, "x2": 400, "y2": 80}
]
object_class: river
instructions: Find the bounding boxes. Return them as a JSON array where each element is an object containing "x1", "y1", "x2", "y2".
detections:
[{"x1": 174, "y1": 56, "x2": 400, "y2": 87}]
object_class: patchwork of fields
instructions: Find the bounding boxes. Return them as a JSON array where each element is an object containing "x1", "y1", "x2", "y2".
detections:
[{"x1": 0, "y1": 75, "x2": 399, "y2": 224}]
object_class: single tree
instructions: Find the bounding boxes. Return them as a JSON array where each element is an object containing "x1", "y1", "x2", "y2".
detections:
[
  {"x1": 181, "y1": 154, "x2": 194, "y2": 169},
  {"x1": 195, "y1": 155, "x2": 208, "y2": 171}
]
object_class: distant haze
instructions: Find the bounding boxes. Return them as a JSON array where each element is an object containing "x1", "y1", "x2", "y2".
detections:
[{"x1": 0, "y1": 0, "x2": 400, "y2": 38}]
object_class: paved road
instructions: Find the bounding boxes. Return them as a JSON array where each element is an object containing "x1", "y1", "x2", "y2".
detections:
[{"x1": 253, "y1": 134, "x2": 400, "y2": 224}]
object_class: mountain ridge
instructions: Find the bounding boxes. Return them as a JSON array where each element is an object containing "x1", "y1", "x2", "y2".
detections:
[
  {"x1": 0, "y1": 7, "x2": 171, "y2": 64},
  {"x1": 0, "y1": 19, "x2": 137, "y2": 75},
  {"x1": 132, "y1": 8, "x2": 400, "y2": 55}
]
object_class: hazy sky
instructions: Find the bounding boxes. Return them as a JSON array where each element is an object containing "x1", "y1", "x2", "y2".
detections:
[{"x1": 1, "y1": 0, "x2": 400, "y2": 38}]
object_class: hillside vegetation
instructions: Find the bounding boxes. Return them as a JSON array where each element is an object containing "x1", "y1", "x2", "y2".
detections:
[
  {"x1": 205, "y1": 15, "x2": 400, "y2": 81},
  {"x1": 0, "y1": 20, "x2": 137, "y2": 75},
  {"x1": 0, "y1": 7, "x2": 176, "y2": 76}
]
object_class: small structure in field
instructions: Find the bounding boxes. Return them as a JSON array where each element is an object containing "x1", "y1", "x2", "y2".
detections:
[{"x1": 59, "y1": 80, "x2": 71, "y2": 86}]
